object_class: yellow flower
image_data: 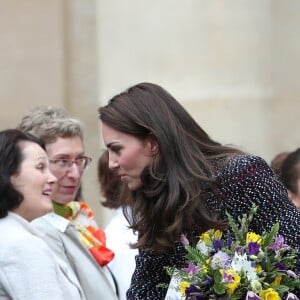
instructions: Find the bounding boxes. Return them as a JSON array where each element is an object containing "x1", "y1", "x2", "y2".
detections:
[
  {"x1": 179, "y1": 281, "x2": 190, "y2": 296},
  {"x1": 259, "y1": 288, "x2": 280, "y2": 300},
  {"x1": 213, "y1": 229, "x2": 222, "y2": 239},
  {"x1": 199, "y1": 229, "x2": 222, "y2": 245},
  {"x1": 246, "y1": 232, "x2": 261, "y2": 244},
  {"x1": 255, "y1": 264, "x2": 262, "y2": 273},
  {"x1": 271, "y1": 275, "x2": 282, "y2": 286},
  {"x1": 200, "y1": 258, "x2": 210, "y2": 273},
  {"x1": 199, "y1": 231, "x2": 211, "y2": 245},
  {"x1": 202, "y1": 264, "x2": 208, "y2": 273},
  {"x1": 223, "y1": 269, "x2": 241, "y2": 295}
]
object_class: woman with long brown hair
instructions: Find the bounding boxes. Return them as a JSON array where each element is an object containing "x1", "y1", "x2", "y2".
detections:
[{"x1": 99, "y1": 82, "x2": 300, "y2": 299}]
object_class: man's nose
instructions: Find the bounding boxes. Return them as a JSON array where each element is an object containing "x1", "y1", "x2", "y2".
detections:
[{"x1": 66, "y1": 163, "x2": 82, "y2": 178}]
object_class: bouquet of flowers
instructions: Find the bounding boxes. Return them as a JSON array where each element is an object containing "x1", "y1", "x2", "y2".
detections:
[{"x1": 165, "y1": 205, "x2": 300, "y2": 300}]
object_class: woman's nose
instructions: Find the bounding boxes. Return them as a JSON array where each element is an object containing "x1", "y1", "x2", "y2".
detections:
[{"x1": 109, "y1": 157, "x2": 119, "y2": 170}]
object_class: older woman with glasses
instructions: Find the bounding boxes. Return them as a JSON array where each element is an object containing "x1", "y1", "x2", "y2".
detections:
[{"x1": 17, "y1": 106, "x2": 118, "y2": 300}]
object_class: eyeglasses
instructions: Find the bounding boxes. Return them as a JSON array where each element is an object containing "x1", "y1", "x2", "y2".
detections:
[{"x1": 49, "y1": 156, "x2": 92, "y2": 172}]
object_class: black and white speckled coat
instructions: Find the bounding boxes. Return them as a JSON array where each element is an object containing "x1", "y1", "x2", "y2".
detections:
[{"x1": 126, "y1": 155, "x2": 300, "y2": 300}]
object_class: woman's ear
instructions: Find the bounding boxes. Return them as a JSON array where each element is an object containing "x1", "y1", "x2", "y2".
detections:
[
  {"x1": 147, "y1": 134, "x2": 159, "y2": 155},
  {"x1": 10, "y1": 173, "x2": 18, "y2": 186}
]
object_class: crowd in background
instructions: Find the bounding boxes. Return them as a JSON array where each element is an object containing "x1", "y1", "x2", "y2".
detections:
[{"x1": 0, "y1": 82, "x2": 300, "y2": 299}]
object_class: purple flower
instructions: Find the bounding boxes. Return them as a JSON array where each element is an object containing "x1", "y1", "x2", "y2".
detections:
[
  {"x1": 245, "y1": 291, "x2": 262, "y2": 300},
  {"x1": 286, "y1": 292, "x2": 299, "y2": 300},
  {"x1": 275, "y1": 262, "x2": 287, "y2": 270},
  {"x1": 235, "y1": 245, "x2": 245, "y2": 255},
  {"x1": 222, "y1": 271, "x2": 234, "y2": 283},
  {"x1": 180, "y1": 234, "x2": 190, "y2": 245},
  {"x1": 211, "y1": 251, "x2": 230, "y2": 269},
  {"x1": 185, "y1": 285, "x2": 206, "y2": 300},
  {"x1": 185, "y1": 284, "x2": 198, "y2": 294},
  {"x1": 201, "y1": 277, "x2": 213, "y2": 286},
  {"x1": 226, "y1": 236, "x2": 233, "y2": 249},
  {"x1": 213, "y1": 238, "x2": 223, "y2": 250},
  {"x1": 268, "y1": 235, "x2": 289, "y2": 254},
  {"x1": 248, "y1": 242, "x2": 260, "y2": 255},
  {"x1": 182, "y1": 262, "x2": 200, "y2": 275}
]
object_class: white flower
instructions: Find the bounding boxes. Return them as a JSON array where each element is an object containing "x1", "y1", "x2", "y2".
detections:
[
  {"x1": 196, "y1": 240, "x2": 210, "y2": 255},
  {"x1": 250, "y1": 279, "x2": 262, "y2": 293},
  {"x1": 231, "y1": 253, "x2": 258, "y2": 281}
]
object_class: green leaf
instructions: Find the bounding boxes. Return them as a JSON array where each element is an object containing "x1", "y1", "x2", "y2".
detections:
[
  {"x1": 213, "y1": 282, "x2": 226, "y2": 295},
  {"x1": 226, "y1": 211, "x2": 245, "y2": 243},
  {"x1": 213, "y1": 269, "x2": 223, "y2": 283},
  {"x1": 260, "y1": 223, "x2": 279, "y2": 249},
  {"x1": 274, "y1": 284, "x2": 289, "y2": 294}
]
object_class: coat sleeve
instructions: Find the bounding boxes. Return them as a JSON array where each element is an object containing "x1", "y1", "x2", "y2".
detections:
[
  {"x1": 128, "y1": 155, "x2": 300, "y2": 299},
  {"x1": 0, "y1": 236, "x2": 69, "y2": 300},
  {"x1": 126, "y1": 242, "x2": 186, "y2": 300},
  {"x1": 218, "y1": 155, "x2": 300, "y2": 255},
  {"x1": 126, "y1": 250, "x2": 170, "y2": 300}
]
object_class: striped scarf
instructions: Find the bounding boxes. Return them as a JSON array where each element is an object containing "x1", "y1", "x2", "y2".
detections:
[{"x1": 53, "y1": 201, "x2": 114, "y2": 266}]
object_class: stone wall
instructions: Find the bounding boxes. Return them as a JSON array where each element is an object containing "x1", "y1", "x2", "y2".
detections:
[{"x1": 0, "y1": 0, "x2": 300, "y2": 226}]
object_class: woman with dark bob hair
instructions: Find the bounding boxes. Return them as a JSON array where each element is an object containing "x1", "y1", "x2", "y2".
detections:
[
  {"x1": 0, "y1": 129, "x2": 85, "y2": 300},
  {"x1": 99, "y1": 82, "x2": 300, "y2": 299}
]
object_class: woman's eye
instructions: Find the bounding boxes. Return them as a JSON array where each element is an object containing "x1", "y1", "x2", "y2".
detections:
[
  {"x1": 111, "y1": 147, "x2": 121, "y2": 154},
  {"x1": 37, "y1": 164, "x2": 45, "y2": 170}
]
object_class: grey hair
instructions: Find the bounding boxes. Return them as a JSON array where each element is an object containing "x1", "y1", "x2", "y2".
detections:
[{"x1": 17, "y1": 106, "x2": 83, "y2": 144}]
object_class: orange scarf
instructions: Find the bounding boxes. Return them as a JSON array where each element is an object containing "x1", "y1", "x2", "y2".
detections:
[{"x1": 53, "y1": 201, "x2": 114, "y2": 266}]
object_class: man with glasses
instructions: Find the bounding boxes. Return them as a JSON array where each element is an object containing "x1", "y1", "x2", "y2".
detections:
[{"x1": 17, "y1": 106, "x2": 118, "y2": 300}]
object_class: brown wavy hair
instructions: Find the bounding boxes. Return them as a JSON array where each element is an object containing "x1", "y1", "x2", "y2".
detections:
[{"x1": 99, "y1": 82, "x2": 242, "y2": 253}]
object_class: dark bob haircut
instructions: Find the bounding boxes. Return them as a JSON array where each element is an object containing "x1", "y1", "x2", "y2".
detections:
[{"x1": 0, "y1": 129, "x2": 44, "y2": 218}]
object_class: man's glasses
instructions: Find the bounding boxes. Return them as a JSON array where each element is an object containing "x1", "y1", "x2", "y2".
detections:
[{"x1": 49, "y1": 156, "x2": 92, "y2": 173}]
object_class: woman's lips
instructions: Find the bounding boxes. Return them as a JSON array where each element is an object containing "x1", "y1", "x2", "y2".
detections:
[{"x1": 120, "y1": 174, "x2": 127, "y2": 181}]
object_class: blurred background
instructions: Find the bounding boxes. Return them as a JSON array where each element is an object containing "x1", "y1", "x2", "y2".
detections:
[{"x1": 0, "y1": 0, "x2": 299, "y2": 226}]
